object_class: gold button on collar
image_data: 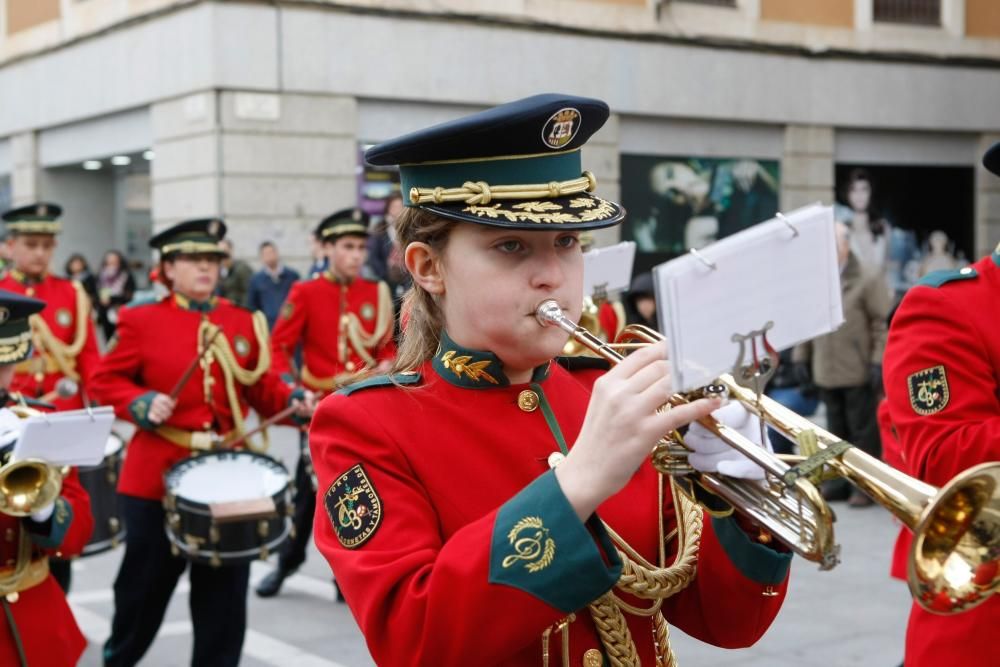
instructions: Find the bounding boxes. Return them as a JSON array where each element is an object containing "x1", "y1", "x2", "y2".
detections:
[
  {"x1": 517, "y1": 389, "x2": 539, "y2": 412},
  {"x1": 583, "y1": 648, "x2": 603, "y2": 667}
]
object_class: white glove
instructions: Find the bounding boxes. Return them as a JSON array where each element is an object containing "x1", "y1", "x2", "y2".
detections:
[
  {"x1": 684, "y1": 402, "x2": 772, "y2": 480},
  {"x1": 29, "y1": 502, "x2": 55, "y2": 523}
]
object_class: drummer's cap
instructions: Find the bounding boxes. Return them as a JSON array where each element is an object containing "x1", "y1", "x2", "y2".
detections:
[
  {"x1": 364, "y1": 93, "x2": 625, "y2": 230},
  {"x1": 149, "y1": 218, "x2": 228, "y2": 259},
  {"x1": 0, "y1": 290, "x2": 44, "y2": 365},
  {"x1": 984, "y1": 142, "x2": 1000, "y2": 178},
  {"x1": 1, "y1": 202, "x2": 62, "y2": 236},
  {"x1": 315, "y1": 207, "x2": 370, "y2": 243}
]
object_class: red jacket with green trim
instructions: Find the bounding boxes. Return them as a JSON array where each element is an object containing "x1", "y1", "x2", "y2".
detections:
[
  {"x1": 883, "y1": 248, "x2": 1000, "y2": 666},
  {"x1": 90, "y1": 293, "x2": 293, "y2": 500},
  {"x1": 0, "y1": 468, "x2": 93, "y2": 666},
  {"x1": 0, "y1": 271, "x2": 100, "y2": 410},
  {"x1": 270, "y1": 274, "x2": 395, "y2": 390},
  {"x1": 310, "y1": 333, "x2": 791, "y2": 666}
]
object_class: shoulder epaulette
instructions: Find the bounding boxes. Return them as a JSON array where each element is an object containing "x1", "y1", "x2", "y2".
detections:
[
  {"x1": 337, "y1": 372, "x2": 422, "y2": 396},
  {"x1": 916, "y1": 267, "x2": 977, "y2": 288},
  {"x1": 555, "y1": 355, "x2": 613, "y2": 372},
  {"x1": 125, "y1": 294, "x2": 164, "y2": 309}
]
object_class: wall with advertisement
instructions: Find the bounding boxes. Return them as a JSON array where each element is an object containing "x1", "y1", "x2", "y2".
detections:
[{"x1": 620, "y1": 154, "x2": 781, "y2": 275}]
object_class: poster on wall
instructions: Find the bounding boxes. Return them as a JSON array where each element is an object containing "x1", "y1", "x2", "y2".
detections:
[
  {"x1": 833, "y1": 164, "x2": 974, "y2": 303},
  {"x1": 620, "y1": 155, "x2": 781, "y2": 272}
]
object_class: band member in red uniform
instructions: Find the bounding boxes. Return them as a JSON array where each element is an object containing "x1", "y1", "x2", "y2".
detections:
[
  {"x1": 256, "y1": 208, "x2": 395, "y2": 598},
  {"x1": 0, "y1": 203, "x2": 100, "y2": 409},
  {"x1": 91, "y1": 219, "x2": 315, "y2": 667},
  {"x1": 0, "y1": 290, "x2": 93, "y2": 666},
  {"x1": 310, "y1": 95, "x2": 791, "y2": 666},
  {"x1": 0, "y1": 202, "x2": 101, "y2": 593},
  {"x1": 882, "y1": 144, "x2": 1000, "y2": 667}
]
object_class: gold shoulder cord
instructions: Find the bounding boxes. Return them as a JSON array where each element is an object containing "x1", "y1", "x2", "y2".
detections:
[
  {"x1": 28, "y1": 282, "x2": 90, "y2": 381},
  {"x1": 343, "y1": 281, "x2": 393, "y2": 366},
  {"x1": 198, "y1": 313, "x2": 272, "y2": 452},
  {"x1": 544, "y1": 475, "x2": 701, "y2": 667}
]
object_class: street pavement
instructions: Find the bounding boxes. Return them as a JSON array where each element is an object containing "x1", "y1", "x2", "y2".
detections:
[{"x1": 74, "y1": 421, "x2": 910, "y2": 667}]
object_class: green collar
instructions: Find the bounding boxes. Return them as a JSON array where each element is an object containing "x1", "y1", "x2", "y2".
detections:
[
  {"x1": 323, "y1": 271, "x2": 352, "y2": 286},
  {"x1": 173, "y1": 292, "x2": 218, "y2": 313},
  {"x1": 432, "y1": 331, "x2": 550, "y2": 389},
  {"x1": 993, "y1": 243, "x2": 999, "y2": 268}
]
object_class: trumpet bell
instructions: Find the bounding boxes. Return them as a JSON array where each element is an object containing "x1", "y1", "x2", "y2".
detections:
[
  {"x1": 0, "y1": 458, "x2": 61, "y2": 517},
  {"x1": 910, "y1": 463, "x2": 1000, "y2": 615}
]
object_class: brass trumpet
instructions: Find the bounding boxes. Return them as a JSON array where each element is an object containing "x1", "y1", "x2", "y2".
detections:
[
  {"x1": 536, "y1": 299, "x2": 1000, "y2": 615},
  {"x1": 0, "y1": 404, "x2": 64, "y2": 517}
]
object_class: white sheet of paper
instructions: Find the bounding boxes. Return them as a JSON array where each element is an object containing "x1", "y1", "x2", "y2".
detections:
[
  {"x1": 12, "y1": 406, "x2": 116, "y2": 467},
  {"x1": 653, "y1": 204, "x2": 843, "y2": 392},
  {"x1": 583, "y1": 241, "x2": 636, "y2": 296}
]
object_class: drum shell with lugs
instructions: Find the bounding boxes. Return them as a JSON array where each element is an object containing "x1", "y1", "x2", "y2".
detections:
[
  {"x1": 77, "y1": 432, "x2": 127, "y2": 556},
  {"x1": 162, "y1": 451, "x2": 293, "y2": 567}
]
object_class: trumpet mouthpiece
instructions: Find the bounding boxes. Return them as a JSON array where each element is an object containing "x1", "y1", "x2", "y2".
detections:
[{"x1": 535, "y1": 300, "x2": 564, "y2": 327}]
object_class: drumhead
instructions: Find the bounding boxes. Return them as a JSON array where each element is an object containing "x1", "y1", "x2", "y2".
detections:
[
  {"x1": 105, "y1": 432, "x2": 125, "y2": 457},
  {"x1": 166, "y1": 452, "x2": 289, "y2": 504}
]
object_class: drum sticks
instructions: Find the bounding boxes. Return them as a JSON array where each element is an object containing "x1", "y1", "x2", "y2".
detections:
[{"x1": 169, "y1": 327, "x2": 223, "y2": 400}]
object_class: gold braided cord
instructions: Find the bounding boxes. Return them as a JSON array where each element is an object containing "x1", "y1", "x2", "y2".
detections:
[
  {"x1": 604, "y1": 477, "x2": 702, "y2": 601},
  {"x1": 653, "y1": 612, "x2": 677, "y2": 667},
  {"x1": 589, "y1": 592, "x2": 640, "y2": 667},
  {"x1": 409, "y1": 171, "x2": 597, "y2": 206},
  {"x1": 0, "y1": 526, "x2": 33, "y2": 595},
  {"x1": 199, "y1": 313, "x2": 272, "y2": 452},
  {"x1": 343, "y1": 281, "x2": 394, "y2": 367},
  {"x1": 28, "y1": 281, "x2": 91, "y2": 381}
]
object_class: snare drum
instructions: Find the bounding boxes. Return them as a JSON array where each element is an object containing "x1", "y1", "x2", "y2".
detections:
[
  {"x1": 78, "y1": 432, "x2": 126, "y2": 556},
  {"x1": 163, "y1": 451, "x2": 293, "y2": 567}
]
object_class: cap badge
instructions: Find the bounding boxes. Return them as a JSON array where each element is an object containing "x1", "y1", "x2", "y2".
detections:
[
  {"x1": 542, "y1": 108, "x2": 581, "y2": 150},
  {"x1": 208, "y1": 220, "x2": 220, "y2": 236},
  {"x1": 0, "y1": 308, "x2": 10, "y2": 324},
  {"x1": 37, "y1": 205, "x2": 49, "y2": 217},
  {"x1": 352, "y1": 209, "x2": 362, "y2": 222}
]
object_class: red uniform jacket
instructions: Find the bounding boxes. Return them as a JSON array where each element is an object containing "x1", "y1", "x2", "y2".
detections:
[
  {"x1": 0, "y1": 271, "x2": 100, "y2": 411},
  {"x1": 311, "y1": 335, "x2": 791, "y2": 666},
  {"x1": 90, "y1": 294, "x2": 294, "y2": 500},
  {"x1": 0, "y1": 468, "x2": 93, "y2": 666},
  {"x1": 270, "y1": 274, "x2": 395, "y2": 391},
  {"x1": 883, "y1": 249, "x2": 1000, "y2": 667}
]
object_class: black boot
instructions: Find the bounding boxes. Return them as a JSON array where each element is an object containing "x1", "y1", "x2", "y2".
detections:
[{"x1": 256, "y1": 566, "x2": 294, "y2": 598}]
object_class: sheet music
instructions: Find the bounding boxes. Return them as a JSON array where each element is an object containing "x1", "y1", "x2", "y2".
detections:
[
  {"x1": 12, "y1": 406, "x2": 116, "y2": 467},
  {"x1": 583, "y1": 241, "x2": 636, "y2": 296},
  {"x1": 653, "y1": 204, "x2": 843, "y2": 392}
]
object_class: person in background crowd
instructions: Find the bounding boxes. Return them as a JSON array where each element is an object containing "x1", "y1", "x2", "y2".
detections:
[
  {"x1": 0, "y1": 289, "x2": 94, "y2": 666},
  {"x1": 794, "y1": 221, "x2": 889, "y2": 507},
  {"x1": 65, "y1": 252, "x2": 99, "y2": 307},
  {"x1": 0, "y1": 237, "x2": 12, "y2": 275},
  {"x1": 95, "y1": 250, "x2": 136, "y2": 341},
  {"x1": 247, "y1": 241, "x2": 300, "y2": 330},
  {"x1": 881, "y1": 141, "x2": 1000, "y2": 667},
  {"x1": 307, "y1": 232, "x2": 329, "y2": 279},
  {"x1": 366, "y1": 192, "x2": 401, "y2": 283},
  {"x1": 217, "y1": 238, "x2": 253, "y2": 306},
  {"x1": 765, "y1": 349, "x2": 819, "y2": 455},
  {"x1": 622, "y1": 272, "x2": 658, "y2": 331}
]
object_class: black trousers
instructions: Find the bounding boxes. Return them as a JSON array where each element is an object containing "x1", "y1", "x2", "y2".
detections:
[
  {"x1": 279, "y1": 431, "x2": 316, "y2": 572},
  {"x1": 819, "y1": 385, "x2": 881, "y2": 496},
  {"x1": 103, "y1": 495, "x2": 249, "y2": 667},
  {"x1": 49, "y1": 557, "x2": 72, "y2": 592}
]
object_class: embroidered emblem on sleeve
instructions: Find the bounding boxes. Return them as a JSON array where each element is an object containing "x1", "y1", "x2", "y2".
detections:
[
  {"x1": 501, "y1": 517, "x2": 555, "y2": 573},
  {"x1": 325, "y1": 464, "x2": 382, "y2": 549},
  {"x1": 908, "y1": 365, "x2": 950, "y2": 416}
]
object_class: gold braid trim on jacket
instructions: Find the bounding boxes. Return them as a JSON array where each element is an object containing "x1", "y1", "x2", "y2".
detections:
[
  {"x1": 198, "y1": 313, "x2": 272, "y2": 452},
  {"x1": 342, "y1": 281, "x2": 393, "y2": 367},
  {"x1": 28, "y1": 282, "x2": 90, "y2": 381},
  {"x1": 584, "y1": 477, "x2": 701, "y2": 667}
]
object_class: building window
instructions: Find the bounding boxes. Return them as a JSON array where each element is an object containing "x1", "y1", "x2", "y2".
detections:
[
  {"x1": 674, "y1": 0, "x2": 737, "y2": 6},
  {"x1": 873, "y1": 0, "x2": 941, "y2": 26}
]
